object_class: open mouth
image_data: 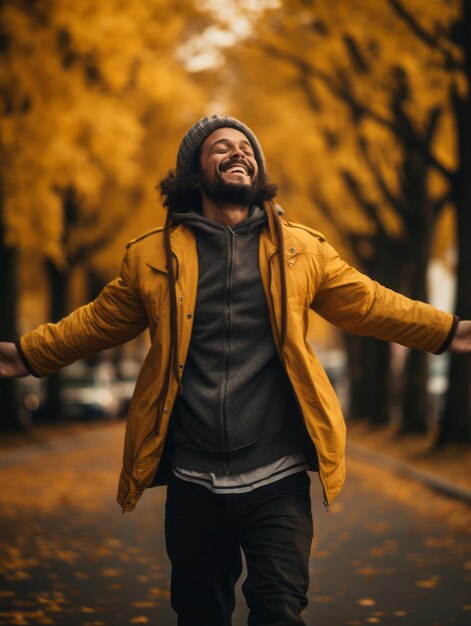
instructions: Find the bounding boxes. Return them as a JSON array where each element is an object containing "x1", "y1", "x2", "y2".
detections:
[{"x1": 220, "y1": 161, "x2": 252, "y2": 176}]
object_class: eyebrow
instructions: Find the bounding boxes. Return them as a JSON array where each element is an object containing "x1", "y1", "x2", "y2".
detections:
[{"x1": 209, "y1": 138, "x2": 253, "y2": 151}]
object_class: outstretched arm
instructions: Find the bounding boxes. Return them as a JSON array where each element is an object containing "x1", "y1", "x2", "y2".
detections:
[
  {"x1": 448, "y1": 321, "x2": 471, "y2": 353},
  {"x1": 0, "y1": 342, "x2": 29, "y2": 378},
  {"x1": 3, "y1": 247, "x2": 149, "y2": 378},
  {"x1": 310, "y1": 239, "x2": 461, "y2": 353}
]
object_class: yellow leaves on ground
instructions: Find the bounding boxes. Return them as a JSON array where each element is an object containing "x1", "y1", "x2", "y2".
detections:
[
  {"x1": 356, "y1": 566, "x2": 398, "y2": 578},
  {"x1": 100, "y1": 568, "x2": 123, "y2": 578},
  {"x1": 148, "y1": 587, "x2": 170, "y2": 599},
  {"x1": 357, "y1": 597, "x2": 376, "y2": 607},
  {"x1": 415, "y1": 575, "x2": 440, "y2": 588}
]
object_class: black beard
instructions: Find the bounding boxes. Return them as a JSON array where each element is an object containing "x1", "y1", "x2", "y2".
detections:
[{"x1": 200, "y1": 172, "x2": 258, "y2": 205}]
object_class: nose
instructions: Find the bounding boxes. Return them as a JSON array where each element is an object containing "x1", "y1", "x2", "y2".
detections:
[{"x1": 229, "y1": 145, "x2": 245, "y2": 159}]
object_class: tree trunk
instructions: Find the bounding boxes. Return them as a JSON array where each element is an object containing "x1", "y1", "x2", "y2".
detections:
[
  {"x1": 436, "y1": 161, "x2": 471, "y2": 444},
  {"x1": 0, "y1": 212, "x2": 21, "y2": 431},
  {"x1": 437, "y1": 1, "x2": 471, "y2": 445},
  {"x1": 399, "y1": 220, "x2": 431, "y2": 434},
  {"x1": 345, "y1": 334, "x2": 392, "y2": 424},
  {"x1": 85, "y1": 266, "x2": 105, "y2": 367},
  {"x1": 42, "y1": 259, "x2": 69, "y2": 421},
  {"x1": 400, "y1": 349, "x2": 429, "y2": 433}
]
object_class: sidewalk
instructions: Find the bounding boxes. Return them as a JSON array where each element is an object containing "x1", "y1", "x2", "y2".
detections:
[
  {"x1": 347, "y1": 420, "x2": 471, "y2": 504},
  {"x1": 1, "y1": 418, "x2": 470, "y2": 504},
  {"x1": 0, "y1": 420, "x2": 124, "y2": 469}
]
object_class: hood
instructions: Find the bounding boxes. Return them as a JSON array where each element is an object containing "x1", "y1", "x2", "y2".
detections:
[{"x1": 170, "y1": 204, "x2": 284, "y2": 236}]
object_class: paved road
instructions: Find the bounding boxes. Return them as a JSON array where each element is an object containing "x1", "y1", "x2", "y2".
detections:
[{"x1": 0, "y1": 423, "x2": 470, "y2": 626}]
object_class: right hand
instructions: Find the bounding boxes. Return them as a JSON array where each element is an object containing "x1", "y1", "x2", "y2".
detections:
[{"x1": 0, "y1": 342, "x2": 30, "y2": 378}]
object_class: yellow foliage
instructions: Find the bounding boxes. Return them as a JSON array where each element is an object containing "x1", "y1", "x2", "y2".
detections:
[
  {"x1": 1, "y1": 0, "x2": 207, "y2": 273},
  {"x1": 202, "y1": 0, "x2": 459, "y2": 261}
]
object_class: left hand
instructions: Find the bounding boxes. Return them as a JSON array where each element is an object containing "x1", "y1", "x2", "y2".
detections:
[{"x1": 448, "y1": 320, "x2": 471, "y2": 353}]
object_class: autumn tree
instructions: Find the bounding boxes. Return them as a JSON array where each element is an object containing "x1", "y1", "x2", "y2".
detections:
[
  {"x1": 202, "y1": 0, "x2": 460, "y2": 432},
  {"x1": 1, "y1": 0, "x2": 208, "y2": 426},
  {"x1": 388, "y1": 0, "x2": 470, "y2": 444}
]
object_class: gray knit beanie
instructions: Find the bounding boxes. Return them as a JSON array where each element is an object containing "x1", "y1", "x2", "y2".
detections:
[{"x1": 176, "y1": 115, "x2": 266, "y2": 179}]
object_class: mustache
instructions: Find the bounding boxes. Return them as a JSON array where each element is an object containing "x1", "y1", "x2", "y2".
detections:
[{"x1": 220, "y1": 159, "x2": 254, "y2": 175}]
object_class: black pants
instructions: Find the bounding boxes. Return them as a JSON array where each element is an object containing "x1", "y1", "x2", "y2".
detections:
[{"x1": 164, "y1": 471, "x2": 313, "y2": 626}]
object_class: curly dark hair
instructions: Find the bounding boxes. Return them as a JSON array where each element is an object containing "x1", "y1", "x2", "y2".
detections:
[{"x1": 158, "y1": 167, "x2": 278, "y2": 214}]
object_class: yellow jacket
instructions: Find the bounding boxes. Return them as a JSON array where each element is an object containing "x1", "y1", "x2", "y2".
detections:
[{"x1": 20, "y1": 219, "x2": 454, "y2": 512}]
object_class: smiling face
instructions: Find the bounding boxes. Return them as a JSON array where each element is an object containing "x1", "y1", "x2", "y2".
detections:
[{"x1": 198, "y1": 127, "x2": 259, "y2": 206}]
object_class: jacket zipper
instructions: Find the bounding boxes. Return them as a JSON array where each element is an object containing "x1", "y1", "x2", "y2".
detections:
[
  {"x1": 268, "y1": 250, "x2": 330, "y2": 511},
  {"x1": 218, "y1": 228, "x2": 234, "y2": 475}
]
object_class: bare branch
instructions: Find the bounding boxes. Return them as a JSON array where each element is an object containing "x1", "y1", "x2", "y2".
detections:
[
  {"x1": 388, "y1": 0, "x2": 463, "y2": 71},
  {"x1": 432, "y1": 189, "x2": 453, "y2": 216},
  {"x1": 391, "y1": 99, "x2": 455, "y2": 181},
  {"x1": 255, "y1": 41, "x2": 395, "y2": 130},
  {"x1": 340, "y1": 168, "x2": 386, "y2": 237},
  {"x1": 357, "y1": 135, "x2": 408, "y2": 224}
]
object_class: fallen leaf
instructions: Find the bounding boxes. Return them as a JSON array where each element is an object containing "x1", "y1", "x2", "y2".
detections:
[
  {"x1": 358, "y1": 598, "x2": 376, "y2": 607},
  {"x1": 101, "y1": 568, "x2": 122, "y2": 578},
  {"x1": 130, "y1": 618, "x2": 149, "y2": 624},
  {"x1": 149, "y1": 587, "x2": 170, "y2": 599},
  {"x1": 415, "y1": 576, "x2": 440, "y2": 589},
  {"x1": 423, "y1": 537, "x2": 454, "y2": 548}
]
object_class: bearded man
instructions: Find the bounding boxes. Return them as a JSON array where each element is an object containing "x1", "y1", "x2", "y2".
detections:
[{"x1": 1, "y1": 115, "x2": 470, "y2": 626}]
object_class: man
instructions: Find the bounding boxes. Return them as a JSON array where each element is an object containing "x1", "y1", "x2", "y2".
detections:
[{"x1": 0, "y1": 115, "x2": 470, "y2": 626}]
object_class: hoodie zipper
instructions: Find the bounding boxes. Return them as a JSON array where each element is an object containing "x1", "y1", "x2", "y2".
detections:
[{"x1": 218, "y1": 227, "x2": 235, "y2": 475}]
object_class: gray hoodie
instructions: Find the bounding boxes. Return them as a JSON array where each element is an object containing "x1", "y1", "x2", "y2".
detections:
[{"x1": 168, "y1": 207, "x2": 308, "y2": 475}]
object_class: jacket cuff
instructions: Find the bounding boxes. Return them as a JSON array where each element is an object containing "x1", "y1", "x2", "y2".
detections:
[
  {"x1": 434, "y1": 315, "x2": 460, "y2": 355},
  {"x1": 14, "y1": 338, "x2": 41, "y2": 377}
]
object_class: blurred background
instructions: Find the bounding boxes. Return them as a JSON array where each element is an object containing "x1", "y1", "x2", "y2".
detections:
[{"x1": 0, "y1": 0, "x2": 470, "y2": 447}]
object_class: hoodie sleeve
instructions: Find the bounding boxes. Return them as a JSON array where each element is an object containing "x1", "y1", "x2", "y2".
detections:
[
  {"x1": 19, "y1": 248, "x2": 149, "y2": 377},
  {"x1": 310, "y1": 240, "x2": 455, "y2": 354}
]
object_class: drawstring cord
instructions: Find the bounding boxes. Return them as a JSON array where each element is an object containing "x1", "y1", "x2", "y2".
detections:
[
  {"x1": 264, "y1": 200, "x2": 288, "y2": 351},
  {"x1": 163, "y1": 212, "x2": 183, "y2": 395}
]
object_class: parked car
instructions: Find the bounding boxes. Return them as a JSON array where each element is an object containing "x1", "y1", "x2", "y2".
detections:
[
  {"x1": 60, "y1": 361, "x2": 120, "y2": 420},
  {"x1": 428, "y1": 352, "x2": 449, "y2": 422}
]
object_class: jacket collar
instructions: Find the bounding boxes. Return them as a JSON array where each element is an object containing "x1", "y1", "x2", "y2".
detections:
[
  {"x1": 261, "y1": 221, "x2": 306, "y2": 260},
  {"x1": 146, "y1": 220, "x2": 304, "y2": 273}
]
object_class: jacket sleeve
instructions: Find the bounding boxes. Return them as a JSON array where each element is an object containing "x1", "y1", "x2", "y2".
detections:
[
  {"x1": 19, "y1": 248, "x2": 149, "y2": 377},
  {"x1": 310, "y1": 240, "x2": 455, "y2": 354}
]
